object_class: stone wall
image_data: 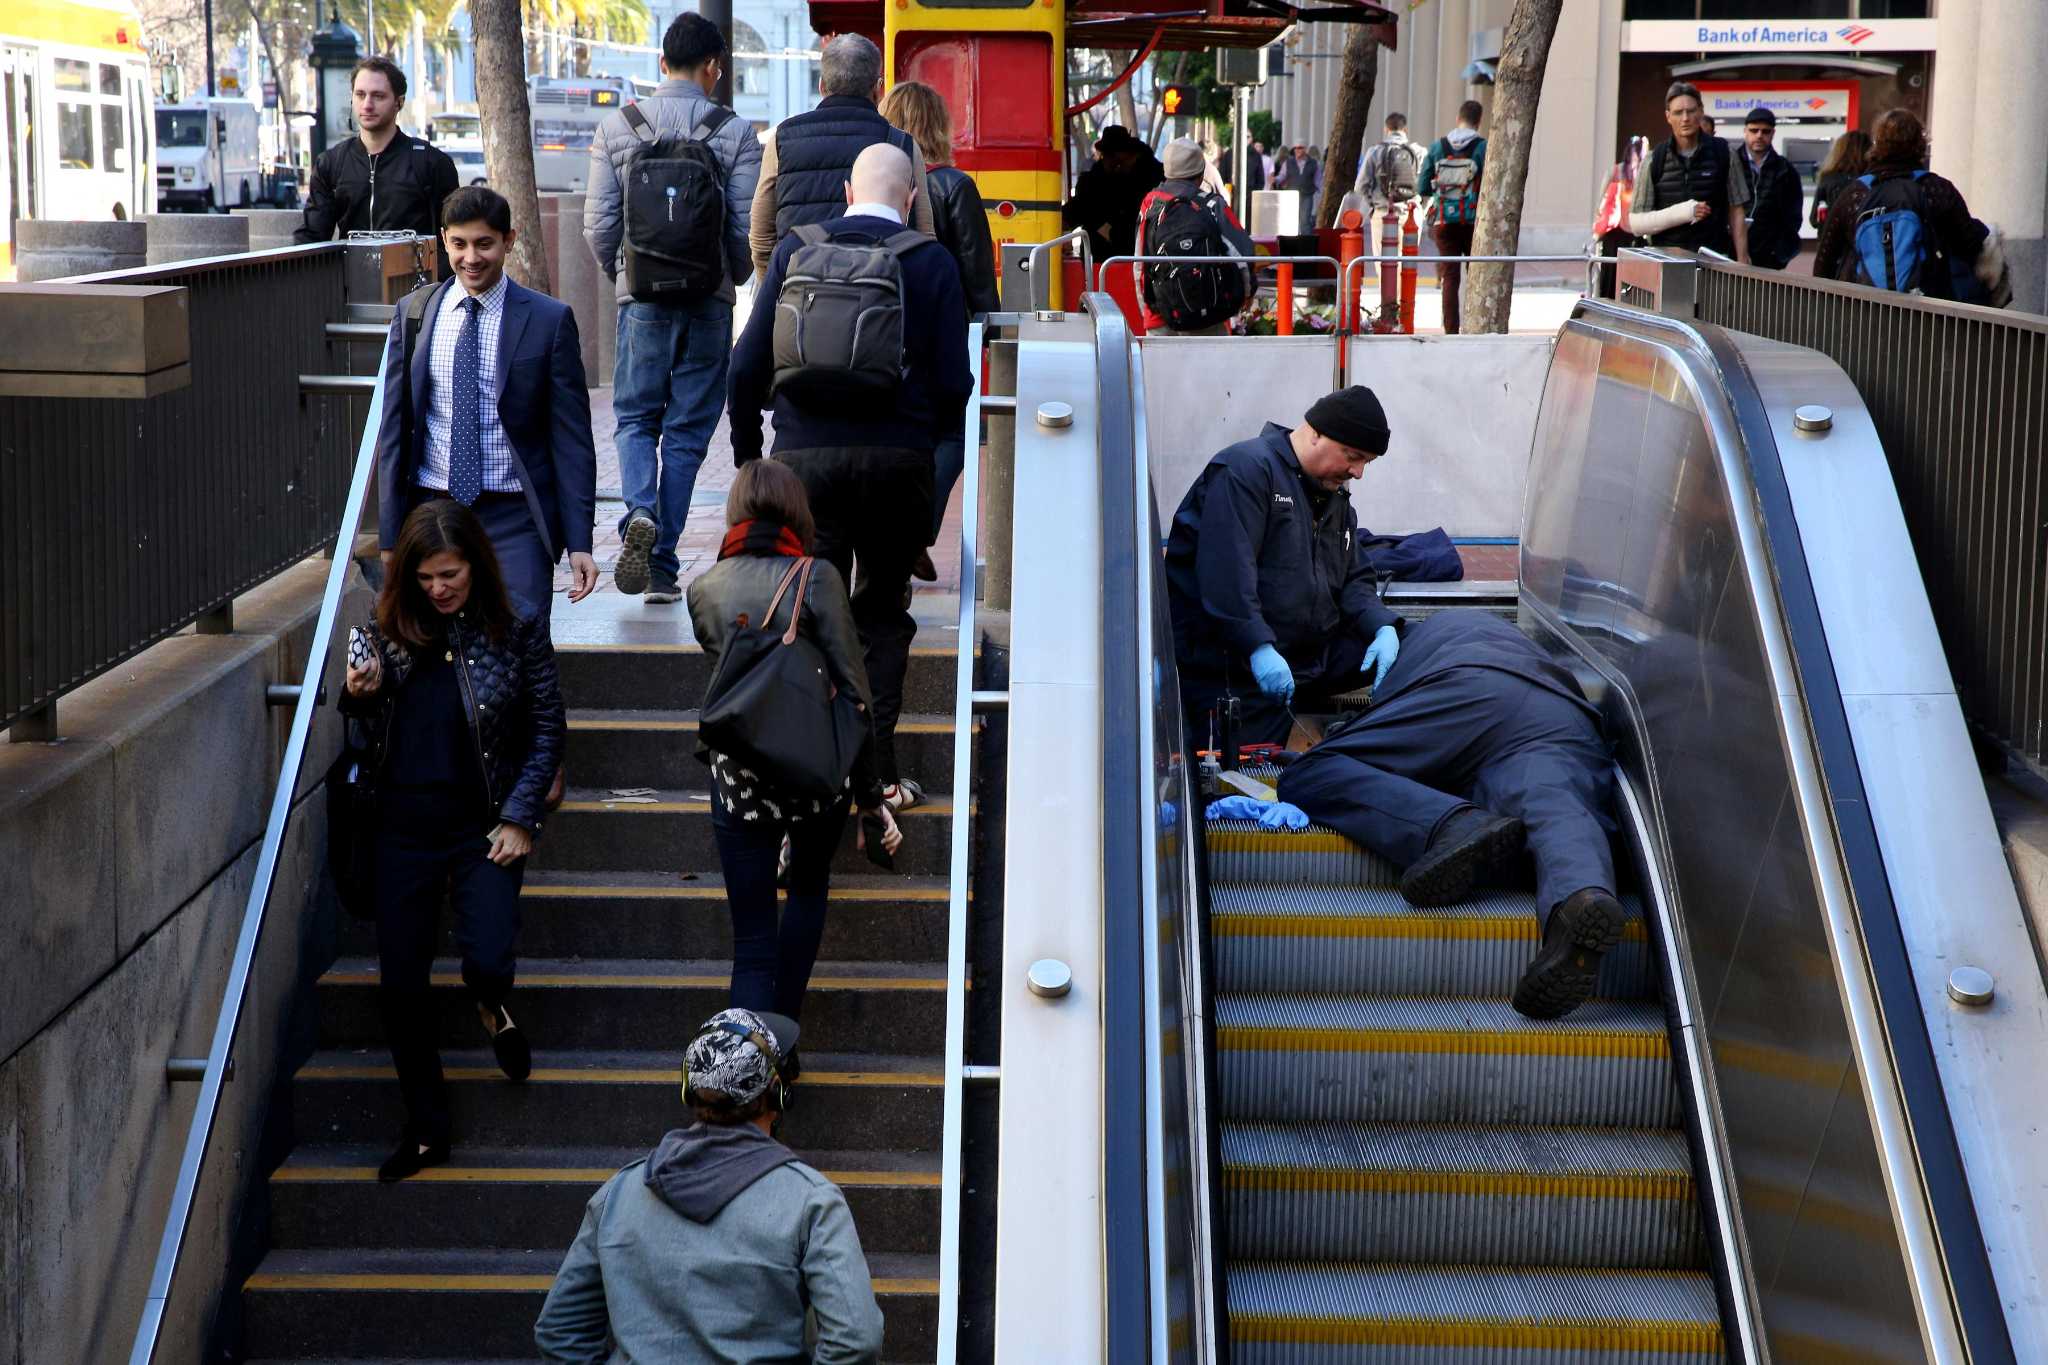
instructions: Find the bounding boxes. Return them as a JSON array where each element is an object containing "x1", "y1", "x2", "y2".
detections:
[{"x1": 0, "y1": 555, "x2": 368, "y2": 1365}]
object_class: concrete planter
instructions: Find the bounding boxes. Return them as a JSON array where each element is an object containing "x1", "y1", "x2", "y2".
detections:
[
  {"x1": 231, "y1": 207, "x2": 303, "y2": 253},
  {"x1": 145, "y1": 212, "x2": 252, "y2": 265},
  {"x1": 15, "y1": 219, "x2": 147, "y2": 282}
]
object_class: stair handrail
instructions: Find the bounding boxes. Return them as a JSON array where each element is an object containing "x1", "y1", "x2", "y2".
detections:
[{"x1": 126, "y1": 338, "x2": 388, "y2": 1365}]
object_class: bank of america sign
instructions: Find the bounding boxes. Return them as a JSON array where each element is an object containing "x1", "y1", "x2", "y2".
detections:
[{"x1": 1622, "y1": 18, "x2": 1937, "y2": 53}]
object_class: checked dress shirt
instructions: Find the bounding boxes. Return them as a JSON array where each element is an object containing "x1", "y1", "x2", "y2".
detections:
[{"x1": 420, "y1": 273, "x2": 522, "y2": 500}]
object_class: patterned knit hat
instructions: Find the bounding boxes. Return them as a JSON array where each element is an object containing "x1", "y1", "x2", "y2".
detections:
[{"x1": 684, "y1": 1008, "x2": 799, "y2": 1106}]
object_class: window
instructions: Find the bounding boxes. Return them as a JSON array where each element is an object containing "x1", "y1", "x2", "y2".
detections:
[
  {"x1": 99, "y1": 63, "x2": 120, "y2": 95},
  {"x1": 732, "y1": 19, "x2": 768, "y2": 98},
  {"x1": 102, "y1": 103, "x2": 126, "y2": 170},
  {"x1": 156, "y1": 109, "x2": 209, "y2": 147},
  {"x1": 58, "y1": 101, "x2": 94, "y2": 167},
  {"x1": 55, "y1": 58, "x2": 90, "y2": 92}
]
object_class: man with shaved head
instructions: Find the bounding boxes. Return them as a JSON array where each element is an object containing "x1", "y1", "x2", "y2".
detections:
[{"x1": 727, "y1": 140, "x2": 972, "y2": 811}]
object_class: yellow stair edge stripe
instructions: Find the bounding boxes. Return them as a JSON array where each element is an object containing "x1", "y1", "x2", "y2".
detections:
[
  {"x1": 319, "y1": 971, "x2": 948, "y2": 992},
  {"x1": 557, "y1": 798, "x2": 956, "y2": 815},
  {"x1": 1230, "y1": 1313, "x2": 1723, "y2": 1350},
  {"x1": 245, "y1": 1272, "x2": 939, "y2": 1294},
  {"x1": 298, "y1": 1064, "x2": 943, "y2": 1087},
  {"x1": 1224, "y1": 1166, "x2": 1694, "y2": 1201},
  {"x1": 569, "y1": 717, "x2": 956, "y2": 734},
  {"x1": 1213, "y1": 912, "x2": 1647, "y2": 943},
  {"x1": 521, "y1": 883, "x2": 952, "y2": 902},
  {"x1": 1218, "y1": 1025, "x2": 1670, "y2": 1060},
  {"x1": 1207, "y1": 830, "x2": 1358, "y2": 854},
  {"x1": 274, "y1": 1166, "x2": 939, "y2": 1187}
]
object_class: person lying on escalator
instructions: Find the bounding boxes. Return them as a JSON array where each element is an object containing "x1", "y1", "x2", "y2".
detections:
[
  {"x1": 1164, "y1": 386, "x2": 1402, "y2": 751},
  {"x1": 1270, "y1": 608, "x2": 1626, "y2": 1020}
]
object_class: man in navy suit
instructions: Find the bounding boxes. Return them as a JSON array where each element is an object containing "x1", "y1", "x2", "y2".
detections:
[{"x1": 376, "y1": 185, "x2": 599, "y2": 615}]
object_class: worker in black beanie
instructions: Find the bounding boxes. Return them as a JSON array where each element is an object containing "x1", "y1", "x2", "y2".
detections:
[{"x1": 1163, "y1": 385, "x2": 1401, "y2": 748}]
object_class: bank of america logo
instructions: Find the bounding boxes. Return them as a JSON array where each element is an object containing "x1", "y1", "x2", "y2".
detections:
[{"x1": 1837, "y1": 24, "x2": 1876, "y2": 43}]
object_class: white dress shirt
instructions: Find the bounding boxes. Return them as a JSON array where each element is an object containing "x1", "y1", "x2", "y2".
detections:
[
  {"x1": 841, "y1": 201, "x2": 905, "y2": 224},
  {"x1": 420, "y1": 272, "x2": 522, "y2": 494}
]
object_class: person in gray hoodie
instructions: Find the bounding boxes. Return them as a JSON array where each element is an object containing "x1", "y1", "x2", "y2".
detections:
[{"x1": 534, "y1": 1008, "x2": 885, "y2": 1363}]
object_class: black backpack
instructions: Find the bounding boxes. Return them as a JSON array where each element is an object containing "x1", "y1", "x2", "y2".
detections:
[
  {"x1": 619, "y1": 101, "x2": 734, "y2": 303},
  {"x1": 770, "y1": 223, "x2": 925, "y2": 401},
  {"x1": 1140, "y1": 188, "x2": 1250, "y2": 330}
]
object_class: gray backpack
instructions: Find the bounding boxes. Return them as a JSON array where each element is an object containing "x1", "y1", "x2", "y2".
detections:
[{"x1": 770, "y1": 223, "x2": 925, "y2": 402}]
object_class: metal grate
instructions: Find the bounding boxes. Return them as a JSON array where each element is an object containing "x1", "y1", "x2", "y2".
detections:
[{"x1": 1697, "y1": 263, "x2": 2048, "y2": 772}]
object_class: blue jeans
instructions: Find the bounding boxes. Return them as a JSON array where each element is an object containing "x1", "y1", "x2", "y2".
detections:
[
  {"x1": 612, "y1": 297, "x2": 732, "y2": 583},
  {"x1": 710, "y1": 793, "x2": 849, "y2": 1021}
]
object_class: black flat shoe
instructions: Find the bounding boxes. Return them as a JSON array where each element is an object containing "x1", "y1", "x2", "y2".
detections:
[
  {"x1": 1399, "y1": 808, "x2": 1526, "y2": 907},
  {"x1": 487, "y1": 1005, "x2": 531, "y2": 1082},
  {"x1": 1513, "y1": 887, "x2": 1628, "y2": 1020},
  {"x1": 379, "y1": 1137, "x2": 450, "y2": 1183}
]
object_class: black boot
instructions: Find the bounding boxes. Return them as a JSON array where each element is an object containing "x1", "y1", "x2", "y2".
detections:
[
  {"x1": 1513, "y1": 887, "x2": 1627, "y2": 1020},
  {"x1": 1398, "y1": 807, "x2": 1526, "y2": 907},
  {"x1": 378, "y1": 1135, "x2": 451, "y2": 1183}
]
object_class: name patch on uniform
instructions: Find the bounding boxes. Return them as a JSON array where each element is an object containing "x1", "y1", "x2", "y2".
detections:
[{"x1": 1273, "y1": 494, "x2": 1294, "y2": 507}]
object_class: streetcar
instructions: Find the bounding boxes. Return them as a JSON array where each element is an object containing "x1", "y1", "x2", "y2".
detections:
[
  {"x1": 528, "y1": 73, "x2": 629, "y2": 193},
  {"x1": 2, "y1": 0, "x2": 155, "y2": 273}
]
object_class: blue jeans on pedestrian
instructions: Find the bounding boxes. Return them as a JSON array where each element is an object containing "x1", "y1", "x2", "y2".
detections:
[
  {"x1": 710, "y1": 794, "x2": 849, "y2": 1021},
  {"x1": 612, "y1": 296, "x2": 732, "y2": 584}
]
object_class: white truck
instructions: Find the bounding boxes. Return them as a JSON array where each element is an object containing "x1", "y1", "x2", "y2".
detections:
[{"x1": 155, "y1": 98, "x2": 287, "y2": 211}]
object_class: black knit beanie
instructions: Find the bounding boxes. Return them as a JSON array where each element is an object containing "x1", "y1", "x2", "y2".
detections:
[{"x1": 1303, "y1": 386, "x2": 1391, "y2": 455}]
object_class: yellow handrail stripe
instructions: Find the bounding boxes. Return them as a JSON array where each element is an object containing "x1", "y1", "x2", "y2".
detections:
[
  {"x1": 1231, "y1": 1313, "x2": 1722, "y2": 1350},
  {"x1": 1213, "y1": 912, "x2": 1647, "y2": 943},
  {"x1": 1218, "y1": 1025, "x2": 1669, "y2": 1059}
]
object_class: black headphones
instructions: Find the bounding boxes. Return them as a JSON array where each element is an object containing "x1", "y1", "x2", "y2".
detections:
[{"x1": 680, "y1": 1018, "x2": 793, "y2": 1115}]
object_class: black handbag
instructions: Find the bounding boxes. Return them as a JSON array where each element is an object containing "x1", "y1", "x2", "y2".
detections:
[
  {"x1": 698, "y1": 557, "x2": 866, "y2": 802},
  {"x1": 325, "y1": 717, "x2": 380, "y2": 921}
]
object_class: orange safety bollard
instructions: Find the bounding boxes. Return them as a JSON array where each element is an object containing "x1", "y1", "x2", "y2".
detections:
[
  {"x1": 1378, "y1": 209, "x2": 1400, "y2": 329},
  {"x1": 1337, "y1": 208, "x2": 1364, "y2": 334},
  {"x1": 1276, "y1": 261, "x2": 1295, "y2": 336},
  {"x1": 1400, "y1": 202, "x2": 1421, "y2": 336}
]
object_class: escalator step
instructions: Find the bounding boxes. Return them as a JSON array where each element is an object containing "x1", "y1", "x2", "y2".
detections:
[
  {"x1": 1222, "y1": 1123, "x2": 1702, "y2": 1268},
  {"x1": 1227, "y1": 1262, "x2": 1726, "y2": 1362},
  {"x1": 1216, "y1": 996, "x2": 1679, "y2": 1127},
  {"x1": 1212, "y1": 886, "x2": 1651, "y2": 999},
  {"x1": 1206, "y1": 819, "x2": 1402, "y2": 887}
]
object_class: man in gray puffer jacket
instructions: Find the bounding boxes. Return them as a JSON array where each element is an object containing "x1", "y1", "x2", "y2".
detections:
[
  {"x1": 534, "y1": 1008, "x2": 885, "y2": 1363},
  {"x1": 583, "y1": 13, "x2": 762, "y2": 604}
]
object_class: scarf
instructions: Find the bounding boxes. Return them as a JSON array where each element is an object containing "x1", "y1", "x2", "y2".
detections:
[{"x1": 718, "y1": 518, "x2": 806, "y2": 561}]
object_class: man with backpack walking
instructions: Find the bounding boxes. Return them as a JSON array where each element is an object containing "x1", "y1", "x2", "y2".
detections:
[
  {"x1": 585, "y1": 14, "x2": 762, "y2": 604},
  {"x1": 726, "y1": 144, "x2": 972, "y2": 813},
  {"x1": 1626, "y1": 82, "x2": 1751, "y2": 266},
  {"x1": 1815, "y1": 108, "x2": 1989, "y2": 301},
  {"x1": 1137, "y1": 138, "x2": 1255, "y2": 336},
  {"x1": 1356, "y1": 113, "x2": 1428, "y2": 225},
  {"x1": 1416, "y1": 102, "x2": 1488, "y2": 334}
]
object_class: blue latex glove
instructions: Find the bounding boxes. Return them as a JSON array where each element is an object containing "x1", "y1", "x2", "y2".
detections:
[
  {"x1": 1362, "y1": 624, "x2": 1400, "y2": 687},
  {"x1": 1206, "y1": 796, "x2": 1269, "y2": 822},
  {"x1": 1256, "y1": 801, "x2": 1310, "y2": 831},
  {"x1": 1250, "y1": 643, "x2": 1295, "y2": 703}
]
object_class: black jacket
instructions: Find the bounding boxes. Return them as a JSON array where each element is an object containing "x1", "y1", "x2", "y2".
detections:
[
  {"x1": 341, "y1": 610, "x2": 566, "y2": 835},
  {"x1": 1814, "y1": 164, "x2": 1986, "y2": 296},
  {"x1": 926, "y1": 165, "x2": 1001, "y2": 319},
  {"x1": 295, "y1": 133, "x2": 459, "y2": 255},
  {"x1": 1165, "y1": 423, "x2": 1398, "y2": 681},
  {"x1": 727, "y1": 213, "x2": 972, "y2": 463},
  {"x1": 1743, "y1": 149, "x2": 1804, "y2": 270},
  {"x1": 771, "y1": 95, "x2": 918, "y2": 239},
  {"x1": 1062, "y1": 153, "x2": 1164, "y2": 261}
]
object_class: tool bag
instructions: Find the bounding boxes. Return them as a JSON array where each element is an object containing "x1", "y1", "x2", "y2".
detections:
[
  {"x1": 770, "y1": 223, "x2": 924, "y2": 401},
  {"x1": 697, "y1": 557, "x2": 866, "y2": 802},
  {"x1": 619, "y1": 101, "x2": 733, "y2": 302}
]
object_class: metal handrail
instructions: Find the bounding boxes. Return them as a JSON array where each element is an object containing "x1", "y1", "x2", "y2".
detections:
[
  {"x1": 1023, "y1": 227, "x2": 1095, "y2": 308},
  {"x1": 936, "y1": 319, "x2": 988, "y2": 1363},
  {"x1": 125, "y1": 340, "x2": 387, "y2": 1365}
]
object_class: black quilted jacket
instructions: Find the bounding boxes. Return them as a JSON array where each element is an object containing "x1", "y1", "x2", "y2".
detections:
[{"x1": 341, "y1": 610, "x2": 566, "y2": 835}]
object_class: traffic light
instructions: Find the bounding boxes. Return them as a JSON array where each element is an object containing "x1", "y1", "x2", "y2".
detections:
[{"x1": 1159, "y1": 84, "x2": 1194, "y2": 119}]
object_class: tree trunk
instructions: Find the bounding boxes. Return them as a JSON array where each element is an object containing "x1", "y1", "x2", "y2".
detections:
[
  {"x1": 1316, "y1": 25, "x2": 1379, "y2": 229},
  {"x1": 1108, "y1": 52, "x2": 1140, "y2": 134},
  {"x1": 470, "y1": 0, "x2": 551, "y2": 293},
  {"x1": 1462, "y1": 0, "x2": 1565, "y2": 333}
]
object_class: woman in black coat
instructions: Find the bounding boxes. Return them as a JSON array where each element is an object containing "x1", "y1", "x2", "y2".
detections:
[
  {"x1": 341, "y1": 498, "x2": 565, "y2": 1181},
  {"x1": 882, "y1": 80, "x2": 1000, "y2": 549},
  {"x1": 1815, "y1": 111, "x2": 1983, "y2": 295}
]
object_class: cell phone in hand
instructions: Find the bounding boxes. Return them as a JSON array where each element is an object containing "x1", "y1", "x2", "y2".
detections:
[
  {"x1": 347, "y1": 626, "x2": 373, "y2": 671},
  {"x1": 861, "y1": 811, "x2": 895, "y2": 871}
]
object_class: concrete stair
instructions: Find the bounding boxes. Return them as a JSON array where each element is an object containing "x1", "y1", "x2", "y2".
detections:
[{"x1": 241, "y1": 642, "x2": 959, "y2": 1362}]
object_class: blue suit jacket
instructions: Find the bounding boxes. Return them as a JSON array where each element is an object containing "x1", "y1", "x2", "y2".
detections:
[{"x1": 375, "y1": 276, "x2": 597, "y2": 558}]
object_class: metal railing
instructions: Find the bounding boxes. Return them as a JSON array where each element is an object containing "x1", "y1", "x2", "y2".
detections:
[
  {"x1": 1690, "y1": 258, "x2": 2048, "y2": 772},
  {"x1": 0, "y1": 243, "x2": 365, "y2": 736},
  {"x1": 125, "y1": 311, "x2": 388, "y2": 1365}
]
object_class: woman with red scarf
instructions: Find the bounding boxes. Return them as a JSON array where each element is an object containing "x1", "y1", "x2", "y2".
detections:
[{"x1": 687, "y1": 460, "x2": 904, "y2": 1023}]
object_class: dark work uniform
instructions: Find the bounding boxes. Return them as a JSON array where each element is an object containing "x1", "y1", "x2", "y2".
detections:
[
  {"x1": 1744, "y1": 148, "x2": 1804, "y2": 271},
  {"x1": 1276, "y1": 609, "x2": 1615, "y2": 923},
  {"x1": 1166, "y1": 422, "x2": 1397, "y2": 747}
]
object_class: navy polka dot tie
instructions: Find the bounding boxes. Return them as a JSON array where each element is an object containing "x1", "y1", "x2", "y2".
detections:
[{"x1": 449, "y1": 296, "x2": 483, "y2": 506}]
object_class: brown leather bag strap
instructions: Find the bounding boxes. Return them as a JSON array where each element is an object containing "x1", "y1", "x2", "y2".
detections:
[
  {"x1": 781, "y1": 557, "x2": 817, "y2": 646},
  {"x1": 760, "y1": 556, "x2": 806, "y2": 632}
]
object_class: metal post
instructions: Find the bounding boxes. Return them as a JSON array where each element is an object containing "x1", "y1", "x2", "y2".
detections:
[
  {"x1": 701, "y1": 0, "x2": 733, "y2": 106},
  {"x1": 983, "y1": 333, "x2": 1018, "y2": 612},
  {"x1": 204, "y1": 0, "x2": 217, "y2": 96},
  {"x1": 1232, "y1": 85, "x2": 1250, "y2": 224}
]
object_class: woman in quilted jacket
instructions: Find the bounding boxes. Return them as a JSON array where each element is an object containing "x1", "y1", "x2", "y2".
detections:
[{"x1": 341, "y1": 498, "x2": 565, "y2": 1182}]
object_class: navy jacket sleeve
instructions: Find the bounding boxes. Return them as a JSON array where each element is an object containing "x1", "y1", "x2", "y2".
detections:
[
  {"x1": 1340, "y1": 507, "x2": 1399, "y2": 638},
  {"x1": 499, "y1": 616, "x2": 566, "y2": 834},
  {"x1": 548, "y1": 306, "x2": 597, "y2": 555},
  {"x1": 374, "y1": 306, "x2": 410, "y2": 549},
  {"x1": 1193, "y1": 459, "x2": 1277, "y2": 660},
  {"x1": 915, "y1": 244, "x2": 973, "y2": 443},
  {"x1": 727, "y1": 237, "x2": 792, "y2": 465}
]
